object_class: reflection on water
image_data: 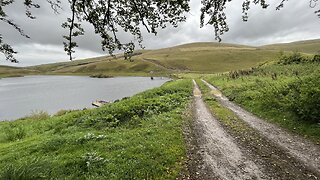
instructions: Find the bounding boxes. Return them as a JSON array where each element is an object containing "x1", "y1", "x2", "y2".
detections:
[{"x1": 0, "y1": 76, "x2": 169, "y2": 121}]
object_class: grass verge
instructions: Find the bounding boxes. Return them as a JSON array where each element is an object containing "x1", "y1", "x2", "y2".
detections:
[{"x1": 0, "y1": 79, "x2": 192, "y2": 179}]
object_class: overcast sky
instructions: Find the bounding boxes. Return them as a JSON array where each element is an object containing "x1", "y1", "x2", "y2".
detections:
[{"x1": 0, "y1": 0, "x2": 319, "y2": 66}]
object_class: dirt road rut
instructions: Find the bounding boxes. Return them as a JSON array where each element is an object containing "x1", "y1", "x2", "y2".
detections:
[
  {"x1": 191, "y1": 80, "x2": 266, "y2": 179},
  {"x1": 200, "y1": 79, "x2": 320, "y2": 178}
]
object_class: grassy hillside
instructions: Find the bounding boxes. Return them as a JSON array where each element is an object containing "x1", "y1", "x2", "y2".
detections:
[
  {"x1": 0, "y1": 79, "x2": 193, "y2": 179},
  {"x1": 0, "y1": 66, "x2": 37, "y2": 78},
  {"x1": 1, "y1": 39, "x2": 319, "y2": 77},
  {"x1": 202, "y1": 53, "x2": 320, "y2": 143},
  {"x1": 261, "y1": 39, "x2": 320, "y2": 54},
  {"x1": 26, "y1": 52, "x2": 171, "y2": 77},
  {"x1": 137, "y1": 42, "x2": 279, "y2": 73},
  {"x1": 27, "y1": 42, "x2": 279, "y2": 76},
  {"x1": 27, "y1": 39, "x2": 320, "y2": 75}
]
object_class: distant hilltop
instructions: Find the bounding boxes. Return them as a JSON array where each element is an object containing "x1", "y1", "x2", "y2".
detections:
[{"x1": 1, "y1": 38, "x2": 319, "y2": 78}]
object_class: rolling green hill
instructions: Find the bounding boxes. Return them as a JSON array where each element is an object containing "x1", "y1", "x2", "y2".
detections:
[
  {"x1": 261, "y1": 39, "x2": 320, "y2": 54},
  {"x1": 28, "y1": 42, "x2": 281, "y2": 76},
  {"x1": 1, "y1": 39, "x2": 319, "y2": 77},
  {"x1": 137, "y1": 42, "x2": 278, "y2": 73},
  {"x1": 26, "y1": 53, "x2": 168, "y2": 77},
  {"x1": 0, "y1": 66, "x2": 37, "y2": 78}
]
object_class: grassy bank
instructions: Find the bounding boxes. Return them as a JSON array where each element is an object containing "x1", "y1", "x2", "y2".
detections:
[
  {"x1": 0, "y1": 79, "x2": 193, "y2": 179},
  {"x1": 203, "y1": 53, "x2": 320, "y2": 143}
]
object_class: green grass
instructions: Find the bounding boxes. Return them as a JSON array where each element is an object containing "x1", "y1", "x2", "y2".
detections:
[
  {"x1": 0, "y1": 79, "x2": 193, "y2": 179},
  {"x1": 203, "y1": 56, "x2": 320, "y2": 143}
]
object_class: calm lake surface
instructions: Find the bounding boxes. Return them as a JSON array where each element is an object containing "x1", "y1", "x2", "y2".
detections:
[{"x1": 0, "y1": 76, "x2": 169, "y2": 121}]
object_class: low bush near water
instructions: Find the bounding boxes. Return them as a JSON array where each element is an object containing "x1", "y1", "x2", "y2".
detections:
[{"x1": 89, "y1": 74, "x2": 114, "y2": 78}]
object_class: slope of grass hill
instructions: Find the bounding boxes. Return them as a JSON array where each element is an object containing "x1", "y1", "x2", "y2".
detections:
[
  {"x1": 0, "y1": 65, "x2": 36, "y2": 78},
  {"x1": 26, "y1": 42, "x2": 281, "y2": 76},
  {"x1": 261, "y1": 39, "x2": 320, "y2": 54},
  {"x1": 1, "y1": 39, "x2": 319, "y2": 77},
  {"x1": 136, "y1": 42, "x2": 279, "y2": 73}
]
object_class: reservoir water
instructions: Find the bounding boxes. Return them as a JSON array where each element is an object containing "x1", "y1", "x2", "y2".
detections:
[{"x1": 0, "y1": 76, "x2": 169, "y2": 121}]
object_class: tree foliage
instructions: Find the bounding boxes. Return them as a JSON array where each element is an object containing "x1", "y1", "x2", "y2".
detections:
[{"x1": 0, "y1": 0, "x2": 319, "y2": 62}]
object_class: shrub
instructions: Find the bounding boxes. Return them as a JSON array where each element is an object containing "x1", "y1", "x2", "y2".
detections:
[
  {"x1": 55, "y1": 109, "x2": 72, "y2": 116},
  {"x1": 288, "y1": 74, "x2": 320, "y2": 123},
  {"x1": 3, "y1": 124, "x2": 26, "y2": 142},
  {"x1": 278, "y1": 52, "x2": 309, "y2": 65},
  {"x1": 26, "y1": 110, "x2": 50, "y2": 120},
  {"x1": 90, "y1": 74, "x2": 113, "y2": 78},
  {"x1": 258, "y1": 74, "x2": 320, "y2": 123},
  {"x1": 228, "y1": 68, "x2": 256, "y2": 79},
  {"x1": 312, "y1": 54, "x2": 320, "y2": 62}
]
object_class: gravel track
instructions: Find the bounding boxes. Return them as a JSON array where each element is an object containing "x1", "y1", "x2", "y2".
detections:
[
  {"x1": 191, "y1": 80, "x2": 266, "y2": 179},
  {"x1": 201, "y1": 79, "x2": 320, "y2": 177}
]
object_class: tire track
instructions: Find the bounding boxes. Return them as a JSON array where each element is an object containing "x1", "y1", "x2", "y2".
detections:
[
  {"x1": 191, "y1": 80, "x2": 266, "y2": 179},
  {"x1": 201, "y1": 79, "x2": 320, "y2": 177}
]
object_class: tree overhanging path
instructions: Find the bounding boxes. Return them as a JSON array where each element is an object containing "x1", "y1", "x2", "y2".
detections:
[{"x1": 200, "y1": 79, "x2": 320, "y2": 175}]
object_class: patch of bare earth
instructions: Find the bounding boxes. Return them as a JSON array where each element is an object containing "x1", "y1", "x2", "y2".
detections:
[
  {"x1": 201, "y1": 79, "x2": 320, "y2": 179},
  {"x1": 188, "y1": 80, "x2": 266, "y2": 179}
]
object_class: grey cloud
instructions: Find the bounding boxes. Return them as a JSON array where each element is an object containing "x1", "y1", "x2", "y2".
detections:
[
  {"x1": 223, "y1": 0, "x2": 320, "y2": 45},
  {"x1": 7, "y1": 43, "x2": 102, "y2": 67},
  {"x1": 0, "y1": 0, "x2": 319, "y2": 66}
]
